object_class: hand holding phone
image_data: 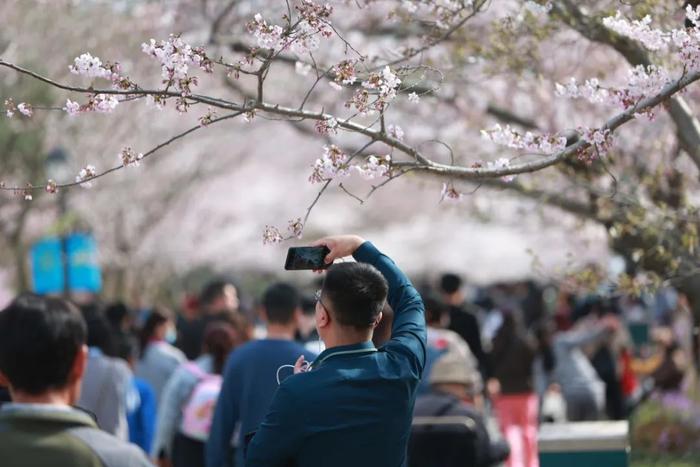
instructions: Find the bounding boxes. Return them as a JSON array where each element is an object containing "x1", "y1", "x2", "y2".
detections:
[{"x1": 285, "y1": 246, "x2": 332, "y2": 270}]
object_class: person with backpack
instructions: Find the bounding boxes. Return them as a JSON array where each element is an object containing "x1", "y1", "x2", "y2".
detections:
[{"x1": 152, "y1": 322, "x2": 240, "y2": 467}]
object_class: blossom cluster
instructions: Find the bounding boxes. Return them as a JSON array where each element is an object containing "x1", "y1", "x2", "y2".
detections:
[
  {"x1": 69, "y1": 53, "x2": 134, "y2": 90},
  {"x1": 4, "y1": 99, "x2": 33, "y2": 118},
  {"x1": 347, "y1": 66, "x2": 402, "y2": 115},
  {"x1": 601, "y1": 6, "x2": 700, "y2": 72},
  {"x1": 247, "y1": 14, "x2": 284, "y2": 49},
  {"x1": 119, "y1": 147, "x2": 143, "y2": 167},
  {"x1": 309, "y1": 145, "x2": 349, "y2": 183},
  {"x1": 481, "y1": 124, "x2": 567, "y2": 154},
  {"x1": 331, "y1": 60, "x2": 358, "y2": 85},
  {"x1": 262, "y1": 225, "x2": 284, "y2": 244},
  {"x1": 556, "y1": 65, "x2": 670, "y2": 112},
  {"x1": 63, "y1": 94, "x2": 119, "y2": 116},
  {"x1": 75, "y1": 165, "x2": 97, "y2": 188},
  {"x1": 387, "y1": 124, "x2": 404, "y2": 141},
  {"x1": 399, "y1": 1, "x2": 475, "y2": 30},
  {"x1": 353, "y1": 155, "x2": 392, "y2": 180},
  {"x1": 580, "y1": 128, "x2": 613, "y2": 161},
  {"x1": 315, "y1": 116, "x2": 339, "y2": 135},
  {"x1": 440, "y1": 182, "x2": 463, "y2": 203},
  {"x1": 602, "y1": 14, "x2": 668, "y2": 51},
  {"x1": 247, "y1": 1, "x2": 333, "y2": 55},
  {"x1": 141, "y1": 35, "x2": 213, "y2": 100},
  {"x1": 262, "y1": 217, "x2": 305, "y2": 244}
]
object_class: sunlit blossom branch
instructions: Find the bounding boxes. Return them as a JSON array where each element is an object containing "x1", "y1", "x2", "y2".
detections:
[{"x1": 392, "y1": 67, "x2": 700, "y2": 180}]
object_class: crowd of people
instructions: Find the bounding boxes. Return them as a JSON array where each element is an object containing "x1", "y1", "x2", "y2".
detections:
[{"x1": 0, "y1": 235, "x2": 693, "y2": 467}]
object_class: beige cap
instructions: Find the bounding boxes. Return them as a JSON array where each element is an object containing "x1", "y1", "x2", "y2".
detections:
[{"x1": 429, "y1": 351, "x2": 482, "y2": 392}]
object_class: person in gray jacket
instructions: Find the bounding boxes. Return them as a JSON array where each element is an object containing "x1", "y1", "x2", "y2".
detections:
[
  {"x1": 552, "y1": 314, "x2": 619, "y2": 421},
  {"x1": 78, "y1": 309, "x2": 132, "y2": 439},
  {"x1": 136, "y1": 307, "x2": 186, "y2": 406},
  {"x1": 0, "y1": 293, "x2": 151, "y2": 467}
]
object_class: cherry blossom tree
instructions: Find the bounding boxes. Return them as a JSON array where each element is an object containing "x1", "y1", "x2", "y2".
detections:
[{"x1": 3, "y1": 0, "x2": 700, "y2": 339}]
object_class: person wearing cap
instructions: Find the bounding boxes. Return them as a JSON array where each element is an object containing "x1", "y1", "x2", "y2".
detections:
[{"x1": 412, "y1": 351, "x2": 509, "y2": 467}]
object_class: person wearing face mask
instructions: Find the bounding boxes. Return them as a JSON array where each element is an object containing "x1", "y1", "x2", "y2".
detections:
[{"x1": 135, "y1": 307, "x2": 186, "y2": 406}]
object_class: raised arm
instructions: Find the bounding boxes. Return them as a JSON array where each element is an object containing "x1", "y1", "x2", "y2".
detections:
[{"x1": 313, "y1": 235, "x2": 427, "y2": 372}]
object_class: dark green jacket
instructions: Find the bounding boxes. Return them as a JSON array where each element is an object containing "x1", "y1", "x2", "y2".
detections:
[
  {"x1": 0, "y1": 404, "x2": 152, "y2": 467},
  {"x1": 245, "y1": 241, "x2": 427, "y2": 467}
]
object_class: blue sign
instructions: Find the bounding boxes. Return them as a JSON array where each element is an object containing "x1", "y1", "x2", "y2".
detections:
[
  {"x1": 30, "y1": 233, "x2": 102, "y2": 294},
  {"x1": 30, "y1": 237, "x2": 64, "y2": 294}
]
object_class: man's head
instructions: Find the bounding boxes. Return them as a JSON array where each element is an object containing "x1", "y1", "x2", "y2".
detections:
[
  {"x1": 316, "y1": 262, "x2": 388, "y2": 345},
  {"x1": 261, "y1": 282, "x2": 301, "y2": 326},
  {"x1": 422, "y1": 293, "x2": 447, "y2": 327},
  {"x1": 0, "y1": 294, "x2": 88, "y2": 404},
  {"x1": 439, "y1": 273, "x2": 463, "y2": 305},
  {"x1": 200, "y1": 280, "x2": 239, "y2": 315}
]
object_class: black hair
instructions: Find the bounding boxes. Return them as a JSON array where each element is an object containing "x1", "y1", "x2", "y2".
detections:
[
  {"x1": 439, "y1": 273, "x2": 462, "y2": 295},
  {"x1": 139, "y1": 307, "x2": 172, "y2": 358},
  {"x1": 199, "y1": 280, "x2": 234, "y2": 308},
  {"x1": 322, "y1": 262, "x2": 388, "y2": 329},
  {"x1": 203, "y1": 322, "x2": 237, "y2": 375},
  {"x1": 105, "y1": 302, "x2": 131, "y2": 330},
  {"x1": 262, "y1": 282, "x2": 300, "y2": 324},
  {"x1": 421, "y1": 292, "x2": 447, "y2": 325},
  {"x1": 300, "y1": 293, "x2": 316, "y2": 316},
  {"x1": 0, "y1": 294, "x2": 86, "y2": 395},
  {"x1": 81, "y1": 303, "x2": 117, "y2": 357}
]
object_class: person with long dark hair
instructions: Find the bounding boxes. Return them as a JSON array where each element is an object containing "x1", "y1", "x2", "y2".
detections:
[
  {"x1": 489, "y1": 310, "x2": 538, "y2": 467},
  {"x1": 135, "y1": 307, "x2": 186, "y2": 406},
  {"x1": 152, "y1": 322, "x2": 243, "y2": 467}
]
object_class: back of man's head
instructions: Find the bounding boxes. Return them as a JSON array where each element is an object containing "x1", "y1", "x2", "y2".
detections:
[
  {"x1": 262, "y1": 282, "x2": 300, "y2": 324},
  {"x1": 439, "y1": 273, "x2": 462, "y2": 295},
  {"x1": 322, "y1": 262, "x2": 388, "y2": 329},
  {"x1": 421, "y1": 293, "x2": 447, "y2": 326},
  {"x1": 0, "y1": 294, "x2": 86, "y2": 395}
]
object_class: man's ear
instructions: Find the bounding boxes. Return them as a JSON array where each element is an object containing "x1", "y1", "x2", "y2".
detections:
[
  {"x1": 70, "y1": 345, "x2": 88, "y2": 383},
  {"x1": 317, "y1": 305, "x2": 330, "y2": 329},
  {"x1": 372, "y1": 311, "x2": 383, "y2": 329}
]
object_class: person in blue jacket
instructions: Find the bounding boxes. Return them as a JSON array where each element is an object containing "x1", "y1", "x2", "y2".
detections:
[{"x1": 245, "y1": 234, "x2": 427, "y2": 467}]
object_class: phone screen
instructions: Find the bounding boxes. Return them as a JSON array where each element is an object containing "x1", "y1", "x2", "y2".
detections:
[{"x1": 284, "y1": 246, "x2": 331, "y2": 270}]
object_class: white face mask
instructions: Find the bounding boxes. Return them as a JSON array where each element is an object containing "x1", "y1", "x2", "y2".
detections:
[{"x1": 165, "y1": 326, "x2": 177, "y2": 344}]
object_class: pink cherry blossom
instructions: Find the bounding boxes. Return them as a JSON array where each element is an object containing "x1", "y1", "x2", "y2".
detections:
[
  {"x1": 353, "y1": 155, "x2": 391, "y2": 180},
  {"x1": 388, "y1": 124, "x2": 404, "y2": 141},
  {"x1": 16, "y1": 102, "x2": 32, "y2": 117},
  {"x1": 440, "y1": 182, "x2": 463, "y2": 203},
  {"x1": 262, "y1": 225, "x2": 283, "y2": 244},
  {"x1": 481, "y1": 124, "x2": 567, "y2": 154},
  {"x1": 63, "y1": 99, "x2": 81, "y2": 116},
  {"x1": 75, "y1": 165, "x2": 97, "y2": 188},
  {"x1": 119, "y1": 147, "x2": 143, "y2": 167},
  {"x1": 309, "y1": 145, "x2": 350, "y2": 183}
]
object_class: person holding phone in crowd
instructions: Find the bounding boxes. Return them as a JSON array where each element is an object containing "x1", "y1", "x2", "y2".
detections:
[{"x1": 244, "y1": 235, "x2": 427, "y2": 467}]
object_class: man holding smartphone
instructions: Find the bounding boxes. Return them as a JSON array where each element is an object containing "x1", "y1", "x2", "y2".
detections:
[{"x1": 245, "y1": 235, "x2": 427, "y2": 467}]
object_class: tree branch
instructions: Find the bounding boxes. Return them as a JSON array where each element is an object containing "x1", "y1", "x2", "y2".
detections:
[{"x1": 551, "y1": 0, "x2": 700, "y2": 173}]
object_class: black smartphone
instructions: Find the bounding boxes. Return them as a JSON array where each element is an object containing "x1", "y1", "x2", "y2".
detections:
[{"x1": 285, "y1": 246, "x2": 331, "y2": 270}]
